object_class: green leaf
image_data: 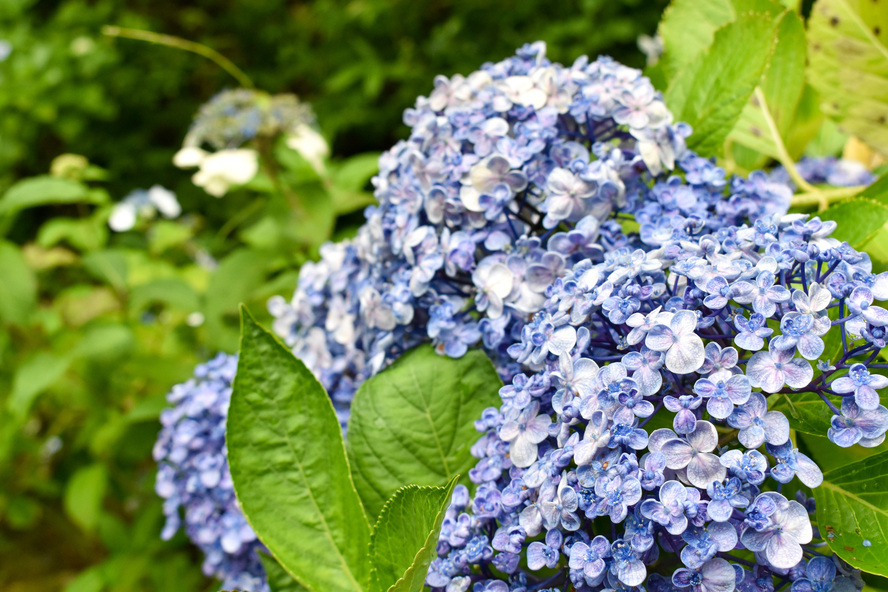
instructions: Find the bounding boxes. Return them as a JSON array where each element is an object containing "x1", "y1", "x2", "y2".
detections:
[
  {"x1": 863, "y1": 572, "x2": 888, "y2": 592},
  {"x1": 204, "y1": 248, "x2": 270, "y2": 350},
  {"x1": 82, "y1": 249, "x2": 129, "y2": 291},
  {"x1": 665, "y1": 9, "x2": 784, "y2": 156},
  {"x1": 346, "y1": 345, "x2": 502, "y2": 519},
  {"x1": 786, "y1": 86, "x2": 830, "y2": 158},
  {"x1": 62, "y1": 565, "x2": 105, "y2": 592},
  {"x1": 820, "y1": 198, "x2": 888, "y2": 249},
  {"x1": 37, "y1": 215, "x2": 109, "y2": 252},
  {"x1": 658, "y1": 0, "x2": 736, "y2": 80},
  {"x1": 800, "y1": 432, "x2": 888, "y2": 474},
  {"x1": 770, "y1": 392, "x2": 835, "y2": 436},
  {"x1": 148, "y1": 220, "x2": 193, "y2": 255},
  {"x1": 330, "y1": 187, "x2": 377, "y2": 216},
  {"x1": 332, "y1": 152, "x2": 381, "y2": 192},
  {"x1": 329, "y1": 153, "x2": 380, "y2": 214},
  {"x1": 814, "y1": 450, "x2": 888, "y2": 575},
  {"x1": 728, "y1": 11, "x2": 807, "y2": 161},
  {"x1": 64, "y1": 463, "x2": 108, "y2": 532},
  {"x1": 71, "y1": 324, "x2": 135, "y2": 361},
  {"x1": 370, "y1": 477, "x2": 458, "y2": 592},
  {"x1": 7, "y1": 351, "x2": 72, "y2": 419},
  {"x1": 860, "y1": 172, "x2": 888, "y2": 202},
  {"x1": 0, "y1": 176, "x2": 103, "y2": 217},
  {"x1": 259, "y1": 553, "x2": 310, "y2": 592},
  {"x1": 808, "y1": 0, "x2": 888, "y2": 158},
  {"x1": 128, "y1": 278, "x2": 200, "y2": 315},
  {"x1": 227, "y1": 307, "x2": 371, "y2": 592},
  {"x1": 0, "y1": 239, "x2": 37, "y2": 324}
]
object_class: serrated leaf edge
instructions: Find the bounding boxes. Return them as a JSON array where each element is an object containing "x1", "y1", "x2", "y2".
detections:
[{"x1": 368, "y1": 476, "x2": 459, "y2": 592}]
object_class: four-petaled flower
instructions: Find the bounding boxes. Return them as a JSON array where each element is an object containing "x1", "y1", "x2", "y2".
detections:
[
  {"x1": 658, "y1": 421, "x2": 726, "y2": 488},
  {"x1": 831, "y1": 363, "x2": 888, "y2": 411},
  {"x1": 693, "y1": 370, "x2": 751, "y2": 419},
  {"x1": 499, "y1": 401, "x2": 551, "y2": 468},
  {"x1": 741, "y1": 492, "x2": 813, "y2": 570},
  {"x1": 747, "y1": 343, "x2": 813, "y2": 393},
  {"x1": 568, "y1": 535, "x2": 610, "y2": 582},
  {"x1": 527, "y1": 529, "x2": 563, "y2": 570},
  {"x1": 727, "y1": 392, "x2": 790, "y2": 449},
  {"x1": 646, "y1": 310, "x2": 706, "y2": 374}
]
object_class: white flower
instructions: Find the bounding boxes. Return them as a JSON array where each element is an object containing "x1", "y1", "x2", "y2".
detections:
[
  {"x1": 108, "y1": 202, "x2": 138, "y2": 232},
  {"x1": 286, "y1": 124, "x2": 330, "y2": 175},
  {"x1": 645, "y1": 310, "x2": 705, "y2": 374},
  {"x1": 472, "y1": 260, "x2": 514, "y2": 319},
  {"x1": 173, "y1": 146, "x2": 209, "y2": 168},
  {"x1": 496, "y1": 75, "x2": 548, "y2": 111},
  {"x1": 191, "y1": 149, "x2": 259, "y2": 197},
  {"x1": 659, "y1": 421, "x2": 726, "y2": 488},
  {"x1": 542, "y1": 167, "x2": 596, "y2": 227},
  {"x1": 147, "y1": 185, "x2": 181, "y2": 219},
  {"x1": 108, "y1": 185, "x2": 180, "y2": 232},
  {"x1": 500, "y1": 401, "x2": 552, "y2": 468}
]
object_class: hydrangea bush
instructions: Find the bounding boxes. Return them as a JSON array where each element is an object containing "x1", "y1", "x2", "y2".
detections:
[{"x1": 154, "y1": 36, "x2": 888, "y2": 592}]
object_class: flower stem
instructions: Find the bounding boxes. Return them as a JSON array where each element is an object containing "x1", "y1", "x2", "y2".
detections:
[
  {"x1": 102, "y1": 26, "x2": 255, "y2": 89},
  {"x1": 752, "y1": 87, "x2": 866, "y2": 211}
]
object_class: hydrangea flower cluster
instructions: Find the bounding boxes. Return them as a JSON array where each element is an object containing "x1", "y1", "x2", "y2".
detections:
[
  {"x1": 180, "y1": 88, "x2": 316, "y2": 151},
  {"x1": 156, "y1": 44, "x2": 879, "y2": 590},
  {"x1": 426, "y1": 214, "x2": 886, "y2": 590},
  {"x1": 173, "y1": 88, "x2": 329, "y2": 196},
  {"x1": 269, "y1": 42, "x2": 791, "y2": 422},
  {"x1": 153, "y1": 354, "x2": 269, "y2": 592}
]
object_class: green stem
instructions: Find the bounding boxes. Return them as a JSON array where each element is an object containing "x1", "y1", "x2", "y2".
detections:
[
  {"x1": 754, "y1": 87, "x2": 867, "y2": 211},
  {"x1": 215, "y1": 197, "x2": 266, "y2": 244},
  {"x1": 790, "y1": 185, "x2": 868, "y2": 208},
  {"x1": 102, "y1": 26, "x2": 254, "y2": 89}
]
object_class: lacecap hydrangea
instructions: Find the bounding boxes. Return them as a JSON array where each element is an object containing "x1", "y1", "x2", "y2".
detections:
[{"x1": 426, "y1": 213, "x2": 886, "y2": 590}]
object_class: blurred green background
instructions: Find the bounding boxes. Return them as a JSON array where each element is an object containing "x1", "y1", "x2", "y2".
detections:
[{"x1": 0, "y1": 0, "x2": 666, "y2": 590}]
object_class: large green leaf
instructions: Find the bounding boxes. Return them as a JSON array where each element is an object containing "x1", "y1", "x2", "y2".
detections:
[
  {"x1": 860, "y1": 172, "x2": 888, "y2": 203},
  {"x1": 0, "y1": 176, "x2": 104, "y2": 217},
  {"x1": 346, "y1": 345, "x2": 502, "y2": 519},
  {"x1": 665, "y1": 9, "x2": 784, "y2": 156},
  {"x1": 808, "y1": 0, "x2": 888, "y2": 158},
  {"x1": 370, "y1": 477, "x2": 458, "y2": 592},
  {"x1": 657, "y1": 0, "x2": 736, "y2": 80},
  {"x1": 227, "y1": 308, "x2": 371, "y2": 592},
  {"x1": 728, "y1": 11, "x2": 807, "y2": 162},
  {"x1": 820, "y1": 199, "x2": 888, "y2": 249},
  {"x1": 7, "y1": 351, "x2": 72, "y2": 419},
  {"x1": 814, "y1": 450, "x2": 888, "y2": 575}
]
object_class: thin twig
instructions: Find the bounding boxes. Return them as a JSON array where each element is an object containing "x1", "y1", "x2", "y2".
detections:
[{"x1": 102, "y1": 26, "x2": 254, "y2": 89}]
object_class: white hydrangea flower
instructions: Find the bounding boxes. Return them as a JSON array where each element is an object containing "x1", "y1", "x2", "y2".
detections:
[{"x1": 286, "y1": 124, "x2": 330, "y2": 175}]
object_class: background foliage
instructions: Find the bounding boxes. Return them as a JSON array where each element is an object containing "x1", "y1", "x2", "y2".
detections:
[{"x1": 0, "y1": 1, "x2": 668, "y2": 591}]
